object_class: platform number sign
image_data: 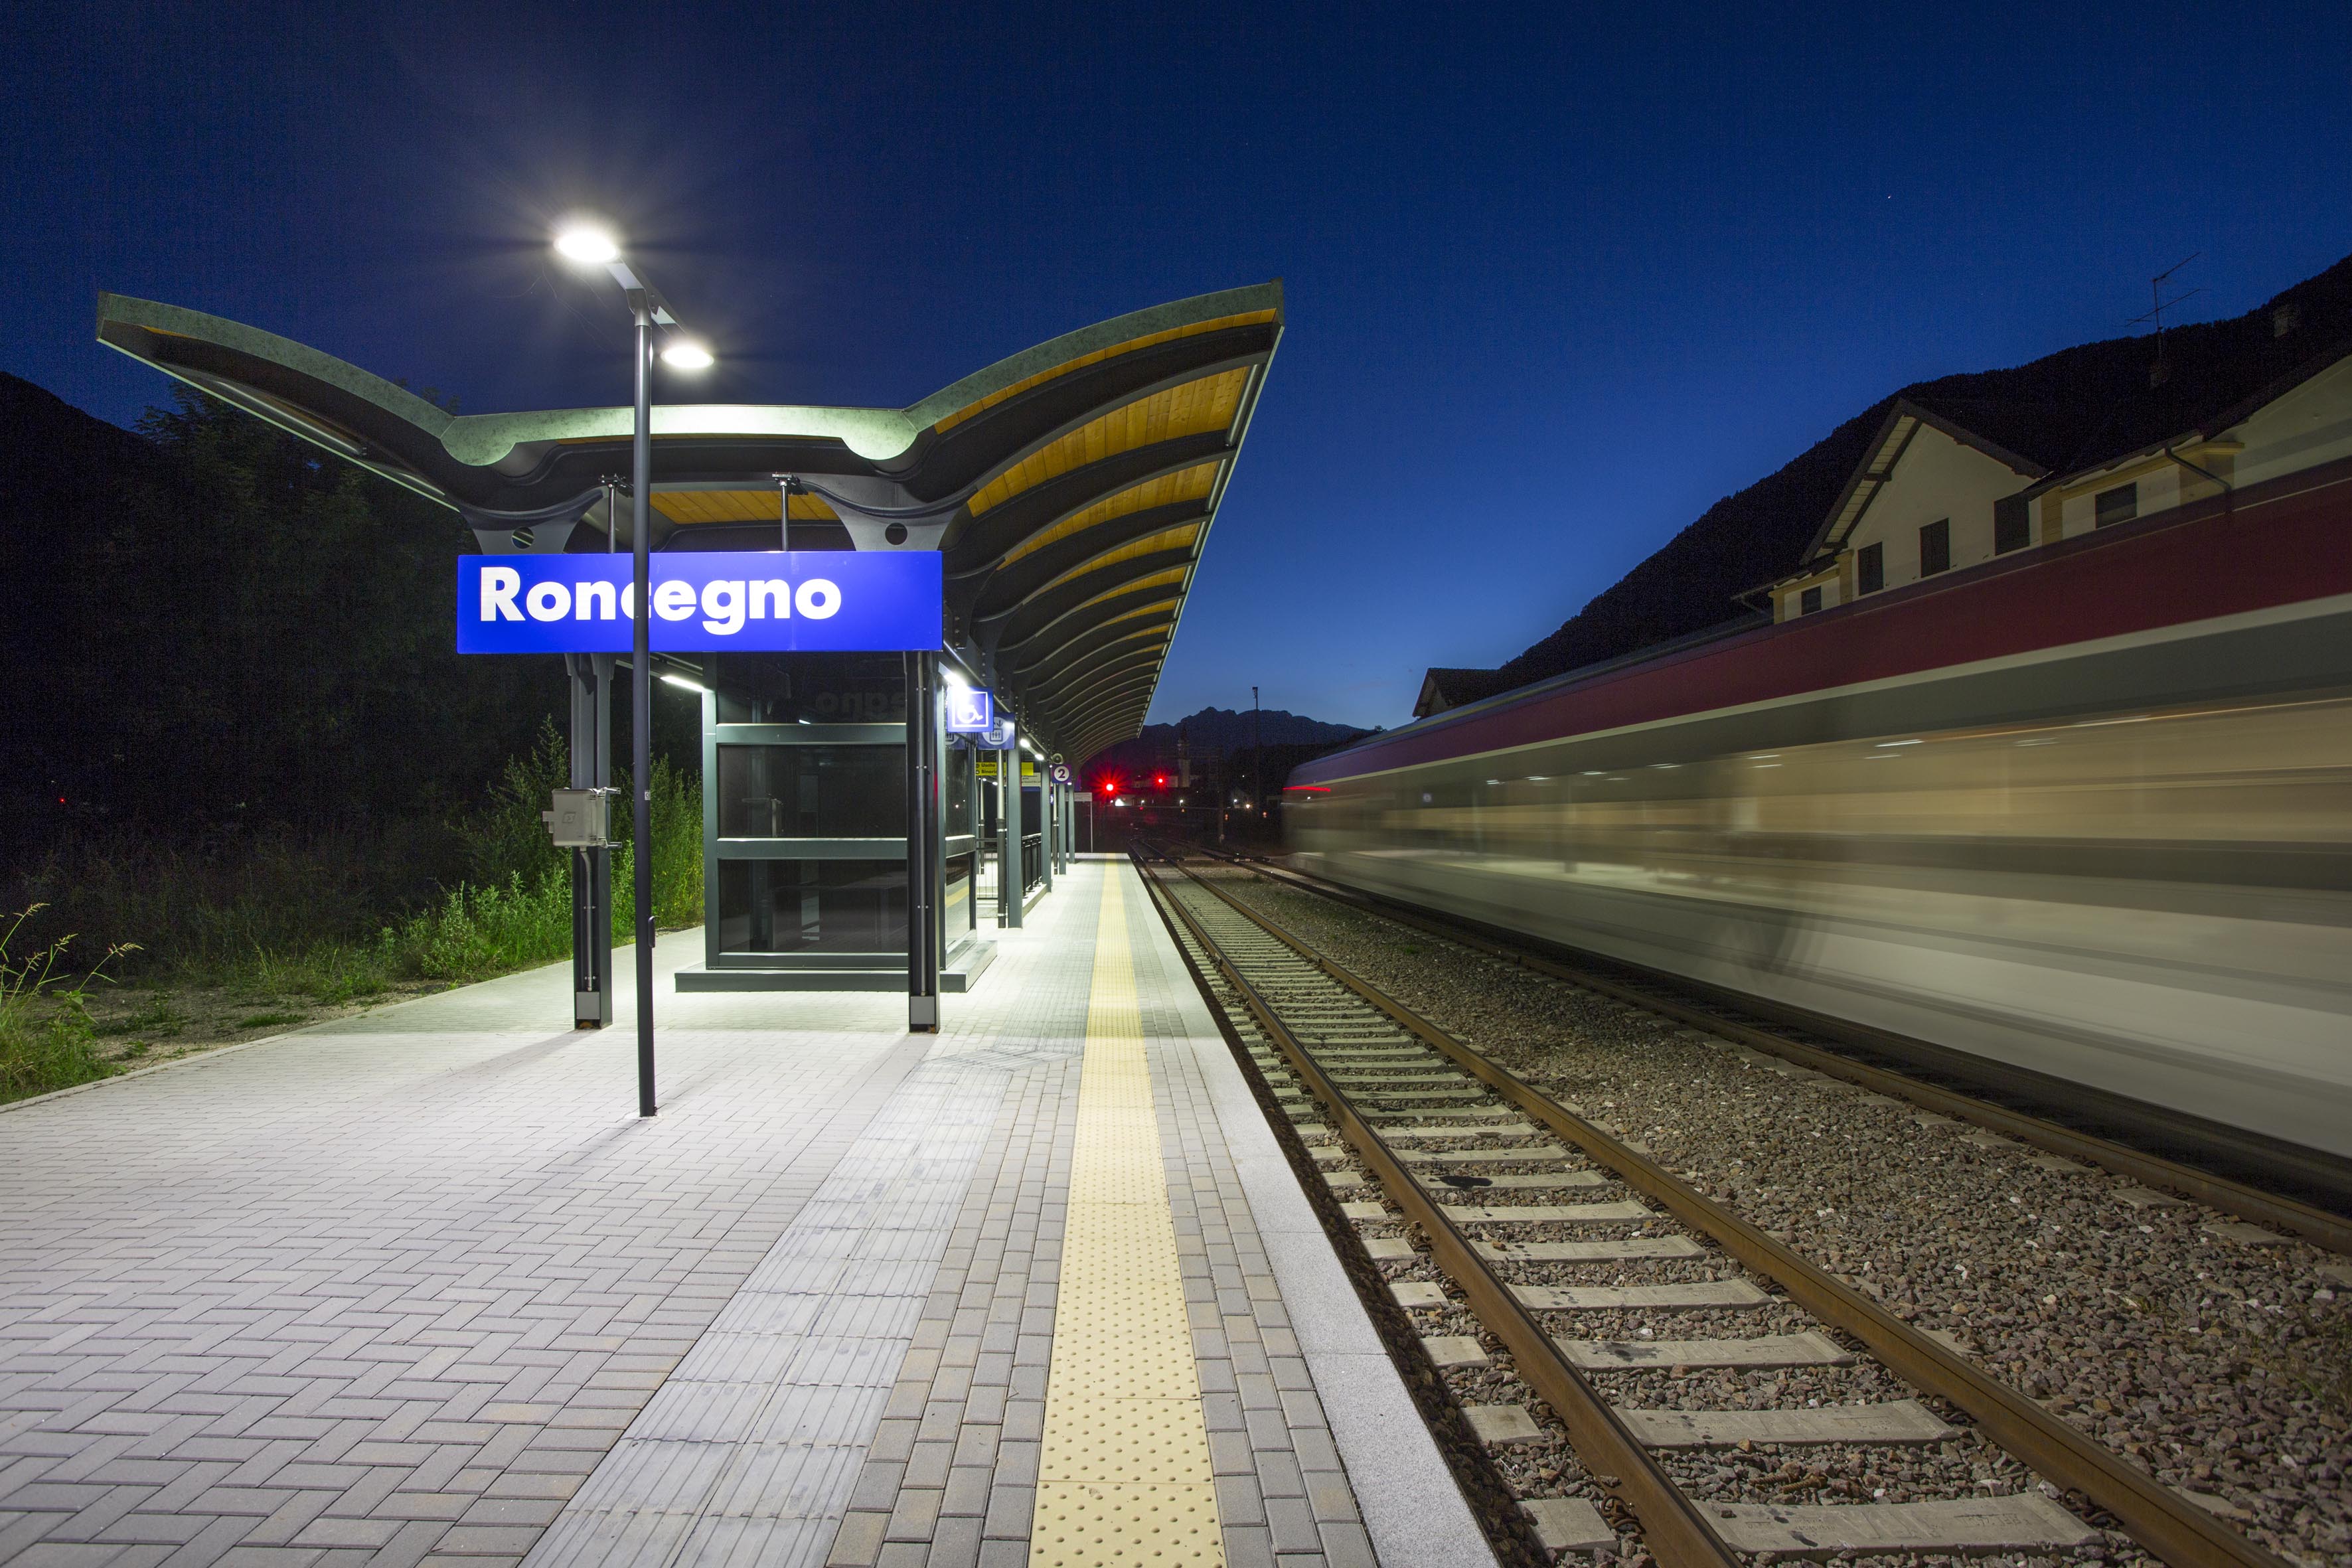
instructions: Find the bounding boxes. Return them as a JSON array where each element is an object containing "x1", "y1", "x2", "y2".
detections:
[
  {"x1": 1050, "y1": 763, "x2": 1071, "y2": 784},
  {"x1": 946, "y1": 687, "x2": 994, "y2": 734}
]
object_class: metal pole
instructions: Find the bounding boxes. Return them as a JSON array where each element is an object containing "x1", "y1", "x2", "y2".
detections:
[
  {"x1": 1040, "y1": 767, "x2": 1054, "y2": 893},
  {"x1": 907, "y1": 653, "x2": 940, "y2": 1032},
  {"x1": 1002, "y1": 734, "x2": 1024, "y2": 929},
  {"x1": 631, "y1": 294, "x2": 657, "y2": 1117}
]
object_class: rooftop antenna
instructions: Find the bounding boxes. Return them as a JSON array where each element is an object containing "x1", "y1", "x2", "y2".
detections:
[{"x1": 2128, "y1": 253, "x2": 2203, "y2": 388}]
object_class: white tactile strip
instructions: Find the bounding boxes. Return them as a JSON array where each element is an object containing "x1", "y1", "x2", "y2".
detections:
[{"x1": 521, "y1": 1056, "x2": 1012, "y2": 1567}]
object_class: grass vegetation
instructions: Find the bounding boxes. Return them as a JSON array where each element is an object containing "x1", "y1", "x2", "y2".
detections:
[
  {"x1": 1, "y1": 720, "x2": 703, "y2": 1104},
  {"x1": 0, "y1": 907, "x2": 135, "y2": 1103}
]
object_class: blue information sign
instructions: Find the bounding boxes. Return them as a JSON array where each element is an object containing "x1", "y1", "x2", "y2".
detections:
[
  {"x1": 457, "y1": 551, "x2": 943, "y2": 654},
  {"x1": 945, "y1": 687, "x2": 994, "y2": 734}
]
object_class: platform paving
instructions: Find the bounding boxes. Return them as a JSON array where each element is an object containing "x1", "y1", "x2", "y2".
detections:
[{"x1": 0, "y1": 862, "x2": 1490, "y2": 1568}]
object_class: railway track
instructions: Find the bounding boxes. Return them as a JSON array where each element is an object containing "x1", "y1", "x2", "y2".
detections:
[
  {"x1": 1133, "y1": 842, "x2": 2298, "y2": 1568},
  {"x1": 1195, "y1": 842, "x2": 2352, "y2": 1257}
]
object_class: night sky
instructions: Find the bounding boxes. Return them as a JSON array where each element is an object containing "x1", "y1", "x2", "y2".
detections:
[{"x1": 7, "y1": 1, "x2": 2347, "y2": 730}]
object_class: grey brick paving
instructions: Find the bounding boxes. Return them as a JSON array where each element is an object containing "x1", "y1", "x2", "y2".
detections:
[
  {"x1": 0, "y1": 864, "x2": 1459, "y2": 1567},
  {"x1": 0, "y1": 947, "x2": 927, "y2": 1568},
  {"x1": 820, "y1": 868, "x2": 1369, "y2": 1568}
]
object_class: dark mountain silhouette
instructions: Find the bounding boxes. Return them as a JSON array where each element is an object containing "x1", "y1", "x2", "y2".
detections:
[
  {"x1": 1491, "y1": 252, "x2": 2352, "y2": 692},
  {"x1": 0, "y1": 375, "x2": 163, "y2": 821},
  {"x1": 1151, "y1": 706, "x2": 1364, "y2": 750},
  {"x1": 0, "y1": 378, "x2": 574, "y2": 838},
  {"x1": 1080, "y1": 706, "x2": 1369, "y2": 783}
]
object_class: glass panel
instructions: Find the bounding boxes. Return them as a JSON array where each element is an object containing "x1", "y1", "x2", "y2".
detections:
[
  {"x1": 2094, "y1": 483, "x2": 2138, "y2": 528},
  {"x1": 945, "y1": 853, "x2": 972, "y2": 934},
  {"x1": 944, "y1": 744, "x2": 976, "y2": 839},
  {"x1": 718, "y1": 859, "x2": 907, "y2": 955},
  {"x1": 718, "y1": 744, "x2": 905, "y2": 838},
  {"x1": 712, "y1": 651, "x2": 906, "y2": 724}
]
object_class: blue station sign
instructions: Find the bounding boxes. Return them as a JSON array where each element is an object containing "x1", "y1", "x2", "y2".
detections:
[{"x1": 457, "y1": 551, "x2": 943, "y2": 654}]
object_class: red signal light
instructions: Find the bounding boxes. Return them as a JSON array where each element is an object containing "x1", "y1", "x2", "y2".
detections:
[{"x1": 1154, "y1": 773, "x2": 1168, "y2": 788}]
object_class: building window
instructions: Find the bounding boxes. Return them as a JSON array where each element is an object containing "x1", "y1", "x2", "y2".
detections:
[
  {"x1": 2095, "y1": 482, "x2": 2138, "y2": 528},
  {"x1": 1857, "y1": 541, "x2": 1884, "y2": 594},
  {"x1": 1919, "y1": 518, "x2": 1951, "y2": 576},
  {"x1": 1994, "y1": 495, "x2": 2031, "y2": 554},
  {"x1": 1799, "y1": 586, "x2": 1822, "y2": 615}
]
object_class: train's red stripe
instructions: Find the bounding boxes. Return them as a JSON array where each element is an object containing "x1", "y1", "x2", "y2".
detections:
[{"x1": 1297, "y1": 454, "x2": 2352, "y2": 784}]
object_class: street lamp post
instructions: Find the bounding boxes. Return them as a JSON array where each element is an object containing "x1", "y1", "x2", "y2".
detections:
[{"x1": 555, "y1": 221, "x2": 712, "y2": 1119}]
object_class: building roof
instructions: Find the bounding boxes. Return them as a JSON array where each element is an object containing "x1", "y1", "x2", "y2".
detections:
[
  {"x1": 1411, "y1": 667, "x2": 1521, "y2": 718},
  {"x1": 94, "y1": 283, "x2": 1283, "y2": 762},
  {"x1": 1797, "y1": 396, "x2": 2049, "y2": 566},
  {"x1": 1490, "y1": 252, "x2": 2352, "y2": 690}
]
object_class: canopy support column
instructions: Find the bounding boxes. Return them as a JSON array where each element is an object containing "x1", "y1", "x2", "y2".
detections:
[
  {"x1": 565, "y1": 653, "x2": 615, "y2": 1028},
  {"x1": 1040, "y1": 769, "x2": 1054, "y2": 894},
  {"x1": 907, "y1": 652, "x2": 941, "y2": 1031},
  {"x1": 1000, "y1": 737, "x2": 1024, "y2": 929}
]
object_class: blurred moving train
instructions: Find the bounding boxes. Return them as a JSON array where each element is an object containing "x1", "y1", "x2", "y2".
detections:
[{"x1": 1287, "y1": 457, "x2": 2352, "y2": 1175}]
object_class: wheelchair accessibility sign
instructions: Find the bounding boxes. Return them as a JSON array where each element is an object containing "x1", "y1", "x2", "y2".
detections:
[{"x1": 945, "y1": 687, "x2": 994, "y2": 734}]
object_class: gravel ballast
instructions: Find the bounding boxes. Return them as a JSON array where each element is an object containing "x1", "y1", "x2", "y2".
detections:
[{"x1": 1196, "y1": 866, "x2": 2350, "y2": 1568}]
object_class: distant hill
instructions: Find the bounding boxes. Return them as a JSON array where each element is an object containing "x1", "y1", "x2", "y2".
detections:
[
  {"x1": 1149, "y1": 706, "x2": 1364, "y2": 750},
  {"x1": 0, "y1": 375, "x2": 161, "y2": 821},
  {"x1": 1080, "y1": 706, "x2": 1369, "y2": 782},
  {"x1": 0, "y1": 370, "x2": 157, "y2": 536},
  {"x1": 0, "y1": 374, "x2": 572, "y2": 838},
  {"x1": 1492, "y1": 251, "x2": 2352, "y2": 691}
]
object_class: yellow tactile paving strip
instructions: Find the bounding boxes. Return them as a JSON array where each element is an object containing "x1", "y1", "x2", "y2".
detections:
[{"x1": 1030, "y1": 871, "x2": 1225, "y2": 1567}]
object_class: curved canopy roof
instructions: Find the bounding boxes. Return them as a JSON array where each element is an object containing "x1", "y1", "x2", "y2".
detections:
[{"x1": 96, "y1": 283, "x2": 1283, "y2": 761}]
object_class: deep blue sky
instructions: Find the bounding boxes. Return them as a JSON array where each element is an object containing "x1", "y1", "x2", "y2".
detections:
[{"x1": 6, "y1": 1, "x2": 2347, "y2": 730}]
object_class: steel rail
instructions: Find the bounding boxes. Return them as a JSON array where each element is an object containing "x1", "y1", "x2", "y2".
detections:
[
  {"x1": 1131, "y1": 847, "x2": 1743, "y2": 1568},
  {"x1": 1211, "y1": 847, "x2": 2352, "y2": 1258},
  {"x1": 1157, "y1": 848, "x2": 2295, "y2": 1568}
]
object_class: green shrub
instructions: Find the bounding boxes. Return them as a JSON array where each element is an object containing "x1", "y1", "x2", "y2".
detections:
[
  {"x1": 460, "y1": 717, "x2": 574, "y2": 893},
  {"x1": 1, "y1": 738, "x2": 707, "y2": 1022},
  {"x1": 0, "y1": 907, "x2": 134, "y2": 1103},
  {"x1": 619, "y1": 756, "x2": 706, "y2": 937},
  {"x1": 377, "y1": 871, "x2": 572, "y2": 984}
]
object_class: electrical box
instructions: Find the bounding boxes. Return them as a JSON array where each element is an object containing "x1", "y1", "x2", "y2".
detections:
[{"x1": 544, "y1": 787, "x2": 615, "y2": 848}]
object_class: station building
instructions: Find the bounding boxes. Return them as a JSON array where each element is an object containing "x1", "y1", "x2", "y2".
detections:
[
  {"x1": 96, "y1": 283, "x2": 1283, "y2": 1008},
  {"x1": 1761, "y1": 323, "x2": 2352, "y2": 623}
]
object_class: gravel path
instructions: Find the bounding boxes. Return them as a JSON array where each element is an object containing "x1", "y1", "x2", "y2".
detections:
[{"x1": 1206, "y1": 866, "x2": 2351, "y2": 1568}]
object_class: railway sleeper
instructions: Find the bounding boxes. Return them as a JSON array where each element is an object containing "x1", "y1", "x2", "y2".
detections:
[{"x1": 1150, "y1": 856, "x2": 2154, "y2": 1568}]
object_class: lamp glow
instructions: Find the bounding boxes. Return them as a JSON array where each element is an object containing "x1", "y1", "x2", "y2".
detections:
[
  {"x1": 659, "y1": 672, "x2": 708, "y2": 692},
  {"x1": 554, "y1": 224, "x2": 621, "y2": 265},
  {"x1": 661, "y1": 339, "x2": 714, "y2": 370}
]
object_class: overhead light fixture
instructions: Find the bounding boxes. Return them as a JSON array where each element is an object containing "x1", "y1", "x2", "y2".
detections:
[
  {"x1": 554, "y1": 223, "x2": 621, "y2": 266},
  {"x1": 661, "y1": 339, "x2": 714, "y2": 370},
  {"x1": 659, "y1": 672, "x2": 707, "y2": 692}
]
